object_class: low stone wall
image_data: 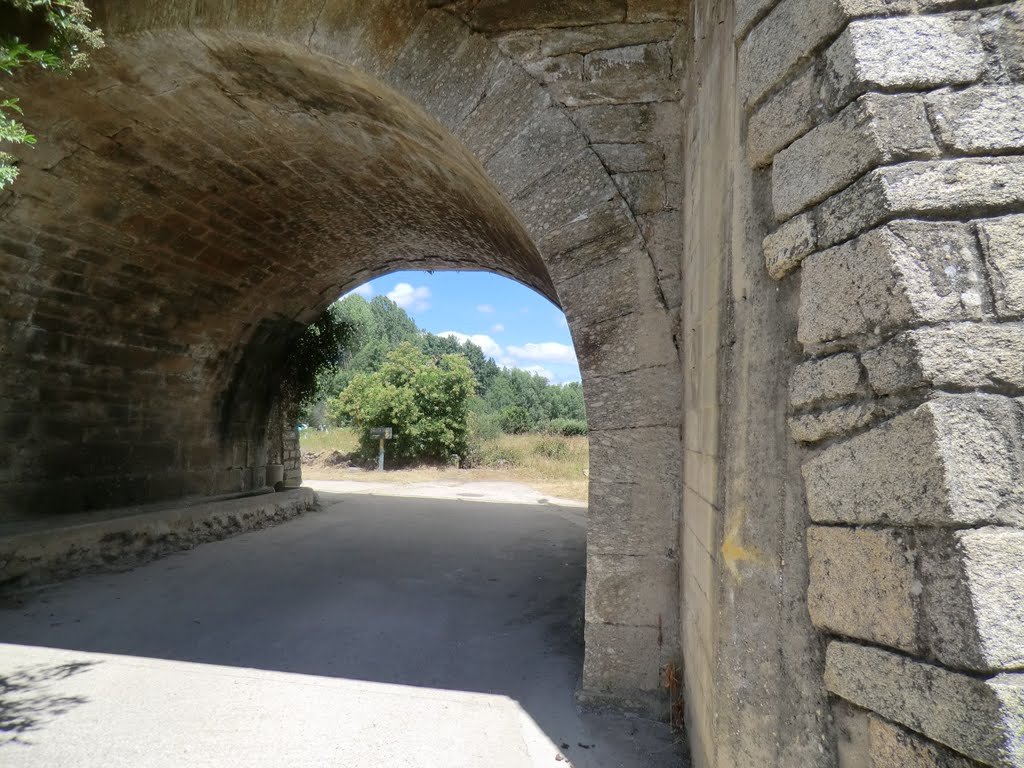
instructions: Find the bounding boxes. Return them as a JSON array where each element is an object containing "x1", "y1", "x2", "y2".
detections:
[{"x1": 0, "y1": 488, "x2": 317, "y2": 589}]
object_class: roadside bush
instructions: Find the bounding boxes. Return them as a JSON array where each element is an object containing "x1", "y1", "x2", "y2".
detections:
[
  {"x1": 544, "y1": 418, "x2": 588, "y2": 437},
  {"x1": 334, "y1": 343, "x2": 477, "y2": 463},
  {"x1": 499, "y1": 405, "x2": 531, "y2": 434}
]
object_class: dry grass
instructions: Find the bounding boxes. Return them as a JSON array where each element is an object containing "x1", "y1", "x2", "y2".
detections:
[{"x1": 300, "y1": 429, "x2": 589, "y2": 502}]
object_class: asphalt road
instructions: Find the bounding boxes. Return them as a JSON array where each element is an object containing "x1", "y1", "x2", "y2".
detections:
[{"x1": 0, "y1": 490, "x2": 682, "y2": 767}]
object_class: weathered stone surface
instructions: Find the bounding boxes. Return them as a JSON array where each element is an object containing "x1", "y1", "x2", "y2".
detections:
[
  {"x1": 799, "y1": 221, "x2": 983, "y2": 346},
  {"x1": 573, "y1": 102, "x2": 662, "y2": 142},
  {"x1": 466, "y1": 0, "x2": 627, "y2": 31},
  {"x1": 978, "y1": 214, "x2": 1024, "y2": 319},
  {"x1": 772, "y1": 93, "x2": 938, "y2": 220},
  {"x1": 804, "y1": 395, "x2": 1024, "y2": 527},
  {"x1": 588, "y1": 478, "x2": 680, "y2": 555},
  {"x1": 763, "y1": 211, "x2": 816, "y2": 278},
  {"x1": 928, "y1": 86, "x2": 1024, "y2": 155},
  {"x1": 919, "y1": 527, "x2": 1024, "y2": 672},
  {"x1": 614, "y1": 170, "x2": 666, "y2": 214},
  {"x1": 815, "y1": 157, "x2": 1024, "y2": 250},
  {"x1": 548, "y1": 78, "x2": 680, "y2": 107},
  {"x1": 573, "y1": 307, "x2": 678, "y2": 377},
  {"x1": 808, "y1": 526, "x2": 918, "y2": 651},
  {"x1": 825, "y1": 641, "x2": 1024, "y2": 766},
  {"x1": 388, "y1": 10, "x2": 501, "y2": 132},
  {"x1": 735, "y1": 0, "x2": 782, "y2": 39},
  {"x1": 790, "y1": 353, "x2": 862, "y2": 409},
  {"x1": 584, "y1": 41, "x2": 672, "y2": 81},
  {"x1": 484, "y1": 109, "x2": 589, "y2": 198},
  {"x1": 992, "y1": 3, "x2": 1024, "y2": 83},
  {"x1": 823, "y1": 14, "x2": 985, "y2": 111},
  {"x1": 585, "y1": 365, "x2": 681, "y2": 430},
  {"x1": 586, "y1": 553, "x2": 678, "y2": 626},
  {"x1": 582, "y1": 622, "x2": 664, "y2": 701},
  {"x1": 788, "y1": 402, "x2": 883, "y2": 443},
  {"x1": 747, "y1": 66, "x2": 818, "y2": 168},
  {"x1": 627, "y1": 0, "x2": 685, "y2": 22},
  {"x1": 522, "y1": 52, "x2": 583, "y2": 83},
  {"x1": 593, "y1": 142, "x2": 664, "y2": 172},
  {"x1": 738, "y1": 0, "x2": 844, "y2": 107},
  {"x1": 537, "y1": 21, "x2": 678, "y2": 56},
  {"x1": 863, "y1": 323, "x2": 1024, "y2": 395},
  {"x1": 834, "y1": 702, "x2": 986, "y2": 768}
]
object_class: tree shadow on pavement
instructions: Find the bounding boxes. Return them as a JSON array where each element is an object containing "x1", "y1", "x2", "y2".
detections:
[{"x1": 1, "y1": 661, "x2": 97, "y2": 747}]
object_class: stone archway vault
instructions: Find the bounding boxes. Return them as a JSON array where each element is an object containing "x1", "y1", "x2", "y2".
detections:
[{"x1": 0, "y1": 1, "x2": 682, "y2": 716}]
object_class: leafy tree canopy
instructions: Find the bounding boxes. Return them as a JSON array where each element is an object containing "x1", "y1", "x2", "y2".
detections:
[
  {"x1": 1, "y1": 0, "x2": 104, "y2": 187},
  {"x1": 336, "y1": 343, "x2": 477, "y2": 462}
]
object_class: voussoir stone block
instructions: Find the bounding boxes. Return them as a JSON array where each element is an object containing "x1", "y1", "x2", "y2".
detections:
[
  {"x1": 798, "y1": 221, "x2": 983, "y2": 346},
  {"x1": 863, "y1": 322, "x2": 1024, "y2": 395},
  {"x1": 825, "y1": 641, "x2": 1024, "y2": 766},
  {"x1": 803, "y1": 394, "x2": 1024, "y2": 527},
  {"x1": 823, "y1": 13, "x2": 985, "y2": 111},
  {"x1": 772, "y1": 93, "x2": 938, "y2": 221},
  {"x1": 978, "y1": 215, "x2": 1024, "y2": 320}
]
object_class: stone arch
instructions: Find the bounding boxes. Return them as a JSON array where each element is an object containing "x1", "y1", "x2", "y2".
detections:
[{"x1": 0, "y1": 1, "x2": 681, "y2": 713}]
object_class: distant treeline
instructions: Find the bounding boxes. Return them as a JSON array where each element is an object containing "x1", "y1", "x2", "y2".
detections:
[{"x1": 304, "y1": 295, "x2": 586, "y2": 439}]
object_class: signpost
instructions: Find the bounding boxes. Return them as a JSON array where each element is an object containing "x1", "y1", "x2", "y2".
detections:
[{"x1": 369, "y1": 426, "x2": 394, "y2": 471}]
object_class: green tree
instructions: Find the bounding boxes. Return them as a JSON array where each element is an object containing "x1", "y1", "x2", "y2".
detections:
[
  {"x1": 368, "y1": 295, "x2": 418, "y2": 346},
  {"x1": 1, "y1": 0, "x2": 104, "y2": 186},
  {"x1": 484, "y1": 368, "x2": 549, "y2": 424},
  {"x1": 499, "y1": 406, "x2": 531, "y2": 435},
  {"x1": 419, "y1": 333, "x2": 499, "y2": 393},
  {"x1": 336, "y1": 343, "x2": 476, "y2": 463},
  {"x1": 281, "y1": 303, "x2": 355, "y2": 422}
]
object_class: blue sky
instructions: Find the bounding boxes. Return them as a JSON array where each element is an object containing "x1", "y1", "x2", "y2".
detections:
[{"x1": 343, "y1": 271, "x2": 580, "y2": 384}]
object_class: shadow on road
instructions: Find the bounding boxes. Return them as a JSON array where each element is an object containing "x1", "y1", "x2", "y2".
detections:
[
  {"x1": 0, "y1": 491, "x2": 683, "y2": 767},
  {"x1": 0, "y1": 660, "x2": 97, "y2": 747}
]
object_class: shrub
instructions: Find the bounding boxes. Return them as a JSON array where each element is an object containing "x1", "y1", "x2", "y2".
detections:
[
  {"x1": 544, "y1": 418, "x2": 588, "y2": 437},
  {"x1": 335, "y1": 343, "x2": 477, "y2": 463},
  {"x1": 499, "y1": 405, "x2": 531, "y2": 434}
]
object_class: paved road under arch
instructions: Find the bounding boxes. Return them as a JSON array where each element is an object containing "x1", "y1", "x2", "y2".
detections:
[{"x1": 0, "y1": 491, "x2": 682, "y2": 767}]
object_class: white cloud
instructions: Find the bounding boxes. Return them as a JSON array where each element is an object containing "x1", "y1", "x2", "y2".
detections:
[
  {"x1": 387, "y1": 282, "x2": 431, "y2": 312},
  {"x1": 342, "y1": 283, "x2": 374, "y2": 300},
  {"x1": 438, "y1": 331, "x2": 505, "y2": 360},
  {"x1": 520, "y1": 365, "x2": 555, "y2": 382},
  {"x1": 490, "y1": 323, "x2": 505, "y2": 334},
  {"x1": 476, "y1": 304, "x2": 495, "y2": 314},
  {"x1": 507, "y1": 341, "x2": 577, "y2": 365}
]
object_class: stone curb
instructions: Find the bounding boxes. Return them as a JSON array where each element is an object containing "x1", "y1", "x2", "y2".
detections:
[{"x1": 0, "y1": 488, "x2": 318, "y2": 589}]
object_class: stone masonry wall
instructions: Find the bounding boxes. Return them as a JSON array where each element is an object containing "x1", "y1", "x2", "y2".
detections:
[
  {"x1": 739, "y1": 0, "x2": 1024, "y2": 764},
  {"x1": 433, "y1": 0, "x2": 690, "y2": 714}
]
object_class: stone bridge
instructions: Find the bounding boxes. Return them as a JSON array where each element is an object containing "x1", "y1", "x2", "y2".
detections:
[{"x1": 1, "y1": 0, "x2": 1023, "y2": 765}]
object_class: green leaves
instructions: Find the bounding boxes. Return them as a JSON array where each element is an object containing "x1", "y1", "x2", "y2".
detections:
[
  {"x1": 0, "y1": 0, "x2": 104, "y2": 187},
  {"x1": 335, "y1": 343, "x2": 477, "y2": 463}
]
